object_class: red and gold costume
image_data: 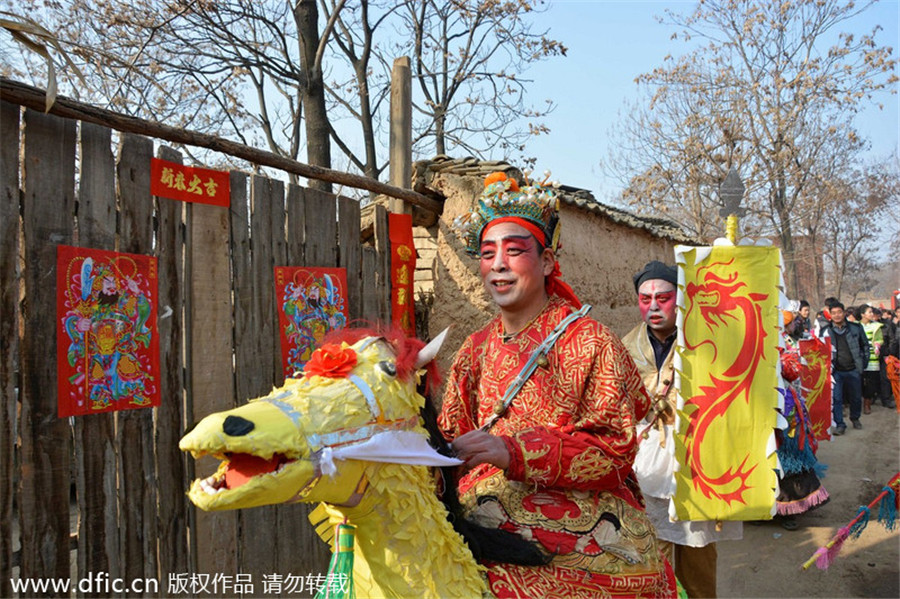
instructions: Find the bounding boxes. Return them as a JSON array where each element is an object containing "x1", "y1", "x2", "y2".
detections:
[{"x1": 440, "y1": 296, "x2": 676, "y2": 598}]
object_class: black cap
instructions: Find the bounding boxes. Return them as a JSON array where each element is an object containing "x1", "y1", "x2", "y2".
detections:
[{"x1": 633, "y1": 260, "x2": 677, "y2": 293}]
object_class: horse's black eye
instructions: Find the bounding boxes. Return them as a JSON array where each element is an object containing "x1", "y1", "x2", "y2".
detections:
[{"x1": 378, "y1": 361, "x2": 397, "y2": 376}]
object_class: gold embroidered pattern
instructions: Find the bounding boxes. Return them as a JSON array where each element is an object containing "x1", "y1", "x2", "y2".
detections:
[{"x1": 568, "y1": 448, "x2": 614, "y2": 482}]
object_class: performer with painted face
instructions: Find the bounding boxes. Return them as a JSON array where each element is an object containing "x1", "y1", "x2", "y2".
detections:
[
  {"x1": 440, "y1": 172, "x2": 676, "y2": 598},
  {"x1": 622, "y1": 261, "x2": 742, "y2": 598}
]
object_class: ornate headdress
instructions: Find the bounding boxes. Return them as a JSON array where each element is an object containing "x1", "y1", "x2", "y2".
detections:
[
  {"x1": 453, "y1": 171, "x2": 561, "y2": 256},
  {"x1": 453, "y1": 170, "x2": 582, "y2": 308}
]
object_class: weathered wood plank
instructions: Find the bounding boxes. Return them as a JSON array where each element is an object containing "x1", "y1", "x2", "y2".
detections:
[
  {"x1": 268, "y1": 178, "x2": 287, "y2": 387},
  {"x1": 116, "y1": 133, "x2": 159, "y2": 595},
  {"x1": 229, "y1": 170, "x2": 253, "y2": 397},
  {"x1": 0, "y1": 99, "x2": 20, "y2": 599},
  {"x1": 373, "y1": 204, "x2": 392, "y2": 325},
  {"x1": 303, "y1": 189, "x2": 337, "y2": 267},
  {"x1": 337, "y1": 196, "x2": 362, "y2": 322},
  {"x1": 154, "y1": 145, "x2": 189, "y2": 583},
  {"x1": 185, "y1": 176, "x2": 238, "y2": 581},
  {"x1": 250, "y1": 174, "x2": 279, "y2": 390},
  {"x1": 361, "y1": 247, "x2": 378, "y2": 323},
  {"x1": 19, "y1": 108, "x2": 75, "y2": 588},
  {"x1": 73, "y1": 122, "x2": 120, "y2": 595},
  {"x1": 285, "y1": 184, "x2": 305, "y2": 265},
  {"x1": 237, "y1": 174, "x2": 281, "y2": 580}
]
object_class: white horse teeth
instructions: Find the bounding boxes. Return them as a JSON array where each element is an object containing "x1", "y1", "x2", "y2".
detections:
[{"x1": 200, "y1": 475, "x2": 225, "y2": 495}]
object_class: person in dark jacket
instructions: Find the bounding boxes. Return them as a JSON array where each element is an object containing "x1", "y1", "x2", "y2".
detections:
[
  {"x1": 813, "y1": 297, "x2": 839, "y2": 338},
  {"x1": 819, "y1": 301, "x2": 870, "y2": 435},
  {"x1": 786, "y1": 299, "x2": 812, "y2": 342},
  {"x1": 877, "y1": 308, "x2": 897, "y2": 408}
]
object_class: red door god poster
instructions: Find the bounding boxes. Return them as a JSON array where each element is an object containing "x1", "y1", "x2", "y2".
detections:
[
  {"x1": 275, "y1": 266, "x2": 349, "y2": 378},
  {"x1": 57, "y1": 245, "x2": 160, "y2": 417}
]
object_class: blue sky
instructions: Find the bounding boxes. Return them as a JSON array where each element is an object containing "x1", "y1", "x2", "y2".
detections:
[{"x1": 522, "y1": 0, "x2": 900, "y2": 201}]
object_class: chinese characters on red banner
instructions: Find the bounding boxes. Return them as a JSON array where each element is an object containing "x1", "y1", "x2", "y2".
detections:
[
  {"x1": 57, "y1": 245, "x2": 160, "y2": 417},
  {"x1": 150, "y1": 157, "x2": 230, "y2": 207},
  {"x1": 389, "y1": 213, "x2": 416, "y2": 336}
]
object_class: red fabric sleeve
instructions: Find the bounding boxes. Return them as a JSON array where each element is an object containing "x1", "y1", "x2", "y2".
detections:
[
  {"x1": 503, "y1": 331, "x2": 650, "y2": 492},
  {"x1": 438, "y1": 335, "x2": 480, "y2": 440}
]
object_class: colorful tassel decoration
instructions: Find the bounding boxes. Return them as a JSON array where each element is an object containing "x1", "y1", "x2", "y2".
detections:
[
  {"x1": 803, "y1": 472, "x2": 900, "y2": 571},
  {"x1": 316, "y1": 522, "x2": 356, "y2": 599},
  {"x1": 848, "y1": 506, "x2": 870, "y2": 539},
  {"x1": 876, "y1": 485, "x2": 897, "y2": 531}
]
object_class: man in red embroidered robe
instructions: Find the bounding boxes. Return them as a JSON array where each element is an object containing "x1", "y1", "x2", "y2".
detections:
[{"x1": 439, "y1": 172, "x2": 676, "y2": 598}]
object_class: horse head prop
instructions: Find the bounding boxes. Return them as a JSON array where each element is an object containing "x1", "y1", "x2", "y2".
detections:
[{"x1": 180, "y1": 326, "x2": 543, "y2": 598}]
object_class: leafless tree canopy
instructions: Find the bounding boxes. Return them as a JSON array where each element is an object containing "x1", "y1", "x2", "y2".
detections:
[
  {"x1": 601, "y1": 0, "x2": 897, "y2": 301},
  {"x1": 0, "y1": 0, "x2": 565, "y2": 185}
]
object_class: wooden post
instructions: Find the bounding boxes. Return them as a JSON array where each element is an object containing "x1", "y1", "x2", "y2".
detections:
[
  {"x1": 389, "y1": 57, "x2": 412, "y2": 214},
  {"x1": 185, "y1": 177, "x2": 239, "y2": 581},
  {"x1": 19, "y1": 108, "x2": 74, "y2": 588},
  {"x1": 74, "y1": 121, "x2": 121, "y2": 591},
  {"x1": 0, "y1": 100, "x2": 19, "y2": 599}
]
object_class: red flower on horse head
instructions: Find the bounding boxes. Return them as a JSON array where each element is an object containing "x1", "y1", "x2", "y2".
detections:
[{"x1": 304, "y1": 343, "x2": 357, "y2": 379}]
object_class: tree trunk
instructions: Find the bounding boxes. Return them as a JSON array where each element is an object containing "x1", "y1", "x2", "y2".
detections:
[
  {"x1": 356, "y1": 61, "x2": 378, "y2": 181},
  {"x1": 296, "y1": 0, "x2": 332, "y2": 193},
  {"x1": 773, "y1": 157, "x2": 798, "y2": 298},
  {"x1": 434, "y1": 106, "x2": 446, "y2": 156}
]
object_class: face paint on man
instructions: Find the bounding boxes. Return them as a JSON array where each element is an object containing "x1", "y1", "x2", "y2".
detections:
[
  {"x1": 638, "y1": 279, "x2": 677, "y2": 342},
  {"x1": 478, "y1": 221, "x2": 553, "y2": 331}
]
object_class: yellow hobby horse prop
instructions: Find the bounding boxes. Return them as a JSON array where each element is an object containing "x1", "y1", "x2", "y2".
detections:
[{"x1": 180, "y1": 326, "x2": 545, "y2": 599}]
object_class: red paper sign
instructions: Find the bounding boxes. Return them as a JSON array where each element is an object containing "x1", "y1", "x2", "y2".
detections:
[
  {"x1": 150, "y1": 157, "x2": 230, "y2": 207},
  {"x1": 799, "y1": 337, "x2": 833, "y2": 441},
  {"x1": 275, "y1": 266, "x2": 349, "y2": 378},
  {"x1": 57, "y1": 245, "x2": 160, "y2": 417},
  {"x1": 389, "y1": 213, "x2": 416, "y2": 336}
]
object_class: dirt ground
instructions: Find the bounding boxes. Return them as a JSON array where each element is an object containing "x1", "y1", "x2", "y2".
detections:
[{"x1": 717, "y1": 401, "x2": 900, "y2": 598}]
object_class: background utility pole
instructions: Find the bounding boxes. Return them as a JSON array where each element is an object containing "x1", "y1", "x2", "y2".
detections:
[{"x1": 389, "y1": 57, "x2": 412, "y2": 214}]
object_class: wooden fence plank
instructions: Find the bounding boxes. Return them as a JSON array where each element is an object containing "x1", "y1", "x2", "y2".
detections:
[
  {"x1": 73, "y1": 122, "x2": 120, "y2": 595},
  {"x1": 19, "y1": 108, "x2": 75, "y2": 588},
  {"x1": 286, "y1": 184, "x2": 305, "y2": 265},
  {"x1": 116, "y1": 133, "x2": 159, "y2": 595},
  {"x1": 0, "y1": 99, "x2": 20, "y2": 599},
  {"x1": 155, "y1": 145, "x2": 189, "y2": 584},
  {"x1": 229, "y1": 170, "x2": 253, "y2": 395},
  {"x1": 249, "y1": 174, "x2": 279, "y2": 390},
  {"x1": 361, "y1": 247, "x2": 378, "y2": 322},
  {"x1": 277, "y1": 183, "x2": 331, "y2": 587},
  {"x1": 268, "y1": 178, "x2": 287, "y2": 387},
  {"x1": 373, "y1": 205, "x2": 392, "y2": 324},
  {"x1": 237, "y1": 174, "x2": 281, "y2": 581},
  {"x1": 185, "y1": 175, "x2": 238, "y2": 583},
  {"x1": 303, "y1": 189, "x2": 337, "y2": 267},
  {"x1": 337, "y1": 196, "x2": 362, "y2": 322}
]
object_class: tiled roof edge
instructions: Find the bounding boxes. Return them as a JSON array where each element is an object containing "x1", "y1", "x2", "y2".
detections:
[{"x1": 413, "y1": 156, "x2": 697, "y2": 244}]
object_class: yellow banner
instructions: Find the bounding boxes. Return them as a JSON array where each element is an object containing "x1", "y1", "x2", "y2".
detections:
[{"x1": 672, "y1": 245, "x2": 780, "y2": 521}]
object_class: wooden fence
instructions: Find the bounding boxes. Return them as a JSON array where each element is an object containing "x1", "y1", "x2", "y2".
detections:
[{"x1": 0, "y1": 101, "x2": 397, "y2": 597}]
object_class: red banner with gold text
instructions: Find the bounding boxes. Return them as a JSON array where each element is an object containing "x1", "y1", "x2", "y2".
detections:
[
  {"x1": 389, "y1": 213, "x2": 416, "y2": 336},
  {"x1": 150, "y1": 157, "x2": 230, "y2": 206}
]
